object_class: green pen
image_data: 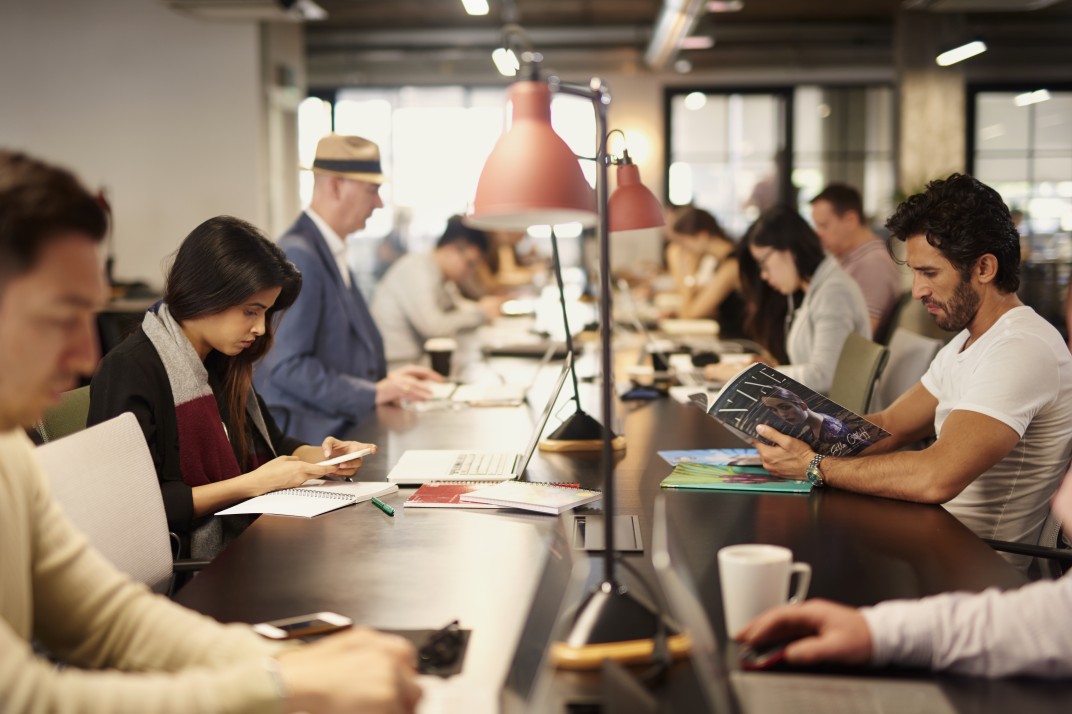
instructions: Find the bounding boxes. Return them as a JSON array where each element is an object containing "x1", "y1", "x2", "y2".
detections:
[{"x1": 371, "y1": 496, "x2": 394, "y2": 517}]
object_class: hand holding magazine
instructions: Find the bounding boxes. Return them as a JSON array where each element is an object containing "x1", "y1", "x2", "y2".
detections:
[{"x1": 690, "y1": 362, "x2": 889, "y2": 457}]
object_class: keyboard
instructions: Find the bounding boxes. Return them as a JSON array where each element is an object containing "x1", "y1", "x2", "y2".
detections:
[{"x1": 450, "y1": 452, "x2": 514, "y2": 477}]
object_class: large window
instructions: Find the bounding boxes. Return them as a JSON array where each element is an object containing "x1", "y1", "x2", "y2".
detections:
[{"x1": 667, "y1": 85, "x2": 896, "y2": 239}]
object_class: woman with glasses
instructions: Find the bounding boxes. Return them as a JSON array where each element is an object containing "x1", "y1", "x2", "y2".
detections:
[
  {"x1": 705, "y1": 206, "x2": 870, "y2": 394},
  {"x1": 88, "y1": 216, "x2": 376, "y2": 559}
]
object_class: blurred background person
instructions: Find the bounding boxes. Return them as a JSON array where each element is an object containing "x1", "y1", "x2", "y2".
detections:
[{"x1": 665, "y1": 207, "x2": 745, "y2": 336}]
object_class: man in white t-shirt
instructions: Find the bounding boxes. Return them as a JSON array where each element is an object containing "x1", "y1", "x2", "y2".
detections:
[{"x1": 757, "y1": 173, "x2": 1072, "y2": 553}]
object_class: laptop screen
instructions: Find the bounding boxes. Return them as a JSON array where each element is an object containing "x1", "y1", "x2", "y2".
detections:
[
  {"x1": 652, "y1": 494, "x2": 742, "y2": 714},
  {"x1": 501, "y1": 518, "x2": 589, "y2": 713},
  {"x1": 514, "y1": 352, "x2": 573, "y2": 477}
]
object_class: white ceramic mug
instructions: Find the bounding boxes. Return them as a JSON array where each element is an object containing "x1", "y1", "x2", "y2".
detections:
[{"x1": 717, "y1": 544, "x2": 811, "y2": 636}]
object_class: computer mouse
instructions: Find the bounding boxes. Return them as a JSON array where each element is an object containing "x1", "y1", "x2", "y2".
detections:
[{"x1": 691, "y1": 351, "x2": 720, "y2": 367}]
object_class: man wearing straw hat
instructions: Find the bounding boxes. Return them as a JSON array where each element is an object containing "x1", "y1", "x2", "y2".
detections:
[{"x1": 256, "y1": 134, "x2": 441, "y2": 442}]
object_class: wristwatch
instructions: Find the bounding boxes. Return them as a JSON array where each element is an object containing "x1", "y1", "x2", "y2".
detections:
[{"x1": 805, "y1": 453, "x2": 826, "y2": 487}]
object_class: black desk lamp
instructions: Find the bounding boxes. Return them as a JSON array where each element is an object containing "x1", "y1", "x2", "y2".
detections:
[{"x1": 467, "y1": 36, "x2": 673, "y2": 664}]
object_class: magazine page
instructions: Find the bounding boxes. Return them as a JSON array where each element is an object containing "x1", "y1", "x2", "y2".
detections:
[{"x1": 689, "y1": 363, "x2": 889, "y2": 457}]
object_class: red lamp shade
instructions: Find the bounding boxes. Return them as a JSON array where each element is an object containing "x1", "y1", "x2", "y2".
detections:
[
  {"x1": 469, "y1": 81, "x2": 597, "y2": 230},
  {"x1": 608, "y1": 161, "x2": 665, "y2": 233}
]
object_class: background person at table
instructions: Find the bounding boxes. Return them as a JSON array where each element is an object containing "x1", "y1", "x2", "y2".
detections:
[
  {"x1": 738, "y1": 462, "x2": 1072, "y2": 678},
  {"x1": 810, "y1": 183, "x2": 902, "y2": 338},
  {"x1": 0, "y1": 150, "x2": 420, "y2": 714},
  {"x1": 705, "y1": 207, "x2": 870, "y2": 394},
  {"x1": 371, "y1": 215, "x2": 506, "y2": 363},
  {"x1": 89, "y1": 216, "x2": 375, "y2": 559},
  {"x1": 665, "y1": 206, "x2": 746, "y2": 336},
  {"x1": 254, "y1": 134, "x2": 441, "y2": 444},
  {"x1": 754, "y1": 174, "x2": 1072, "y2": 555}
]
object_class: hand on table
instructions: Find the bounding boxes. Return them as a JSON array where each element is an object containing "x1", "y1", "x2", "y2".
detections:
[
  {"x1": 249, "y1": 456, "x2": 336, "y2": 495},
  {"x1": 376, "y1": 366, "x2": 443, "y2": 405},
  {"x1": 277, "y1": 627, "x2": 422, "y2": 714},
  {"x1": 735, "y1": 599, "x2": 873, "y2": 668}
]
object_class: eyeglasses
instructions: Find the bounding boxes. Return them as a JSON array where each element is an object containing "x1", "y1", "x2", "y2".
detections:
[
  {"x1": 754, "y1": 249, "x2": 778, "y2": 272},
  {"x1": 418, "y1": 619, "x2": 464, "y2": 672}
]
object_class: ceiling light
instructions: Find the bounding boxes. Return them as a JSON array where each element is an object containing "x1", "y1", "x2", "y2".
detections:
[
  {"x1": 706, "y1": 0, "x2": 743, "y2": 11},
  {"x1": 674, "y1": 58, "x2": 693, "y2": 73},
  {"x1": 935, "y1": 40, "x2": 987, "y2": 67},
  {"x1": 492, "y1": 47, "x2": 520, "y2": 77},
  {"x1": 1015, "y1": 89, "x2": 1051, "y2": 107},
  {"x1": 681, "y1": 35, "x2": 715, "y2": 50},
  {"x1": 461, "y1": 0, "x2": 489, "y2": 16}
]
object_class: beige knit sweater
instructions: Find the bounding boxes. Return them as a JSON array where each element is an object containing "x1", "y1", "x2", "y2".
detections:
[{"x1": 0, "y1": 429, "x2": 285, "y2": 714}]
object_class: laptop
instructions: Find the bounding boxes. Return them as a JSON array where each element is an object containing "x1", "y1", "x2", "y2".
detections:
[
  {"x1": 386, "y1": 353, "x2": 573, "y2": 484},
  {"x1": 650, "y1": 495, "x2": 958, "y2": 714},
  {"x1": 435, "y1": 343, "x2": 559, "y2": 407}
]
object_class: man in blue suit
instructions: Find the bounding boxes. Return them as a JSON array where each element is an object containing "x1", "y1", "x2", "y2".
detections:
[{"x1": 256, "y1": 134, "x2": 440, "y2": 443}]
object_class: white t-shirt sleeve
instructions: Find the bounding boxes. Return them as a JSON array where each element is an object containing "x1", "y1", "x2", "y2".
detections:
[{"x1": 922, "y1": 331, "x2": 1058, "y2": 437}]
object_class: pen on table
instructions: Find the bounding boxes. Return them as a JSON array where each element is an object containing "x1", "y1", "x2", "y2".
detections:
[{"x1": 371, "y1": 496, "x2": 394, "y2": 517}]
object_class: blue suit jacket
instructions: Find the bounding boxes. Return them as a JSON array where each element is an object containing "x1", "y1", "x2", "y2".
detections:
[{"x1": 254, "y1": 214, "x2": 387, "y2": 443}]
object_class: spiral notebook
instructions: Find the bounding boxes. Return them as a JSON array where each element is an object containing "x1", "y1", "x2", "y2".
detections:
[
  {"x1": 459, "y1": 481, "x2": 602, "y2": 515},
  {"x1": 404, "y1": 480, "x2": 581, "y2": 509},
  {"x1": 217, "y1": 481, "x2": 398, "y2": 518}
]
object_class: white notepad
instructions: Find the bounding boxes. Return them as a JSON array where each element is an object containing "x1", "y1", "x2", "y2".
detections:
[
  {"x1": 217, "y1": 481, "x2": 398, "y2": 518},
  {"x1": 459, "y1": 481, "x2": 602, "y2": 515}
]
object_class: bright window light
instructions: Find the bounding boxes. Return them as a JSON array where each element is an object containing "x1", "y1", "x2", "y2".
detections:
[
  {"x1": 461, "y1": 0, "x2": 489, "y2": 15},
  {"x1": 936, "y1": 40, "x2": 987, "y2": 67},
  {"x1": 668, "y1": 162, "x2": 694, "y2": 206},
  {"x1": 492, "y1": 48, "x2": 520, "y2": 77},
  {"x1": 1014, "y1": 89, "x2": 1051, "y2": 107}
]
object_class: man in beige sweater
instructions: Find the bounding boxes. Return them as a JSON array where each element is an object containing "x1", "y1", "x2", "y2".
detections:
[{"x1": 0, "y1": 150, "x2": 421, "y2": 713}]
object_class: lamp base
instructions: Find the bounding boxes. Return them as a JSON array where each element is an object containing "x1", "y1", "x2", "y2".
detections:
[
  {"x1": 549, "y1": 581, "x2": 689, "y2": 670},
  {"x1": 538, "y1": 410, "x2": 626, "y2": 453}
]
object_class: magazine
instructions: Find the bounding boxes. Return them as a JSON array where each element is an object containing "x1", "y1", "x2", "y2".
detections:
[
  {"x1": 689, "y1": 363, "x2": 889, "y2": 457},
  {"x1": 660, "y1": 462, "x2": 811, "y2": 494},
  {"x1": 657, "y1": 448, "x2": 766, "y2": 471}
]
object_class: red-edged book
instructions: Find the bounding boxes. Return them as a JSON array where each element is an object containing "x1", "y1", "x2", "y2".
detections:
[{"x1": 403, "y1": 480, "x2": 580, "y2": 509}]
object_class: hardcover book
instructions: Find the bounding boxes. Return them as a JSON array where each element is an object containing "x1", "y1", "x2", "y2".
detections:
[{"x1": 690, "y1": 363, "x2": 889, "y2": 457}]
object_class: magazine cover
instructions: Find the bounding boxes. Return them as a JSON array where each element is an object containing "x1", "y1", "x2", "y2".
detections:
[
  {"x1": 660, "y1": 461, "x2": 811, "y2": 494},
  {"x1": 657, "y1": 448, "x2": 766, "y2": 472},
  {"x1": 689, "y1": 363, "x2": 890, "y2": 457}
]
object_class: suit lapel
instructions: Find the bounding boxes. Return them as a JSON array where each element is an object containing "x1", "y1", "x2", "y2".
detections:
[{"x1": 296, "y1": 215, "x2": 383, "y2": 360}]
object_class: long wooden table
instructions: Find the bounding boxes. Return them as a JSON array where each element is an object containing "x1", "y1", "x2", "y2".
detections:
[{"x1": 176, "y1": 364, "x2": 1070, "y2": 712}]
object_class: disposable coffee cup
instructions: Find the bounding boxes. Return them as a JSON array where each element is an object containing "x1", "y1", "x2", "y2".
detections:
[
  {"x1": 717, "y1": 544, "x2": 811, "y2": 636},
  {"x1": 424, "y1": 337, "x2": 457, "y2": 377}
]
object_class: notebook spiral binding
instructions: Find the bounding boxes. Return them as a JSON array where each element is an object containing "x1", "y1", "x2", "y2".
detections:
[{"x1": 276, "y1": 489, "x2": 355, "y2": 501}]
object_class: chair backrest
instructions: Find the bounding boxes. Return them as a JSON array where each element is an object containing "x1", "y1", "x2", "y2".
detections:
[
  {"x1": 35, "y1": 385, "x2": 91, "y2": 443},
  {"x1": 868, "y1": 328, "x2": 943, "y2": 412},
  {"x1": 827, "y1": 333, "x2": 889, "y2": 415},
  {"x1": 35, "y1": 412, "x2": 174, "y2": 593},
  {"x1": 880, "y1": 291, "x2": 952, "y2": 345}
]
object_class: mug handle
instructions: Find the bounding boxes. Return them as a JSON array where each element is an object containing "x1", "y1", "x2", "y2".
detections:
[{"x1": 787, "y1": 562, "x2": 812, "y2": 604}]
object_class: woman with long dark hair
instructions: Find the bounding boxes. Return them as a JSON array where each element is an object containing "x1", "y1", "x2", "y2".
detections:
[
  {"x1": 89, "y1": 216, "x2": 375, "y2": 558},
  {"x1": 706, "y1": 206, "x2": 870, "y2": 394},
  {"x1": 665, "y1": 207, "x2": 745, "y2": 335}
]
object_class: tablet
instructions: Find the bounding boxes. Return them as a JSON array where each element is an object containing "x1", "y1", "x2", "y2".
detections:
[{"x1": 316, "y1": 446, "x2": 374, "y2": 467}]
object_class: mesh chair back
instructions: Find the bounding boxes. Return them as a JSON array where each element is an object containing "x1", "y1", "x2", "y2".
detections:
[
  {"x1": 869, "y1": 328, "x2": 943, "y2": 412},
  {"x1": 36, "y1": 412, "x2": 174, "y2": 594},
  {"x1": 35, "y1": 385, "x2": 91, "y2": 443},
  {"x1": 827, "y1": 333, "x2": 889, "y2": 415}
]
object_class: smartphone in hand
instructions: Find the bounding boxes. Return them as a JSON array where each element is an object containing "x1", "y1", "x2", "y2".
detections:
[
  {"x1": 252, "y1": 611, "x2": 353, "y2": 640},
  {"x1": 316, "y1": 447, "x2": 373, "y2": 467},
  {"x1": 739, "y1": 640, "x2": 792, "y2": 671}
]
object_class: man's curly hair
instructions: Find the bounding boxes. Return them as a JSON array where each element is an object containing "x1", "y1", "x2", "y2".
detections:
[{"x1": 885, "y1": 173, "x2": 1020, "y2": 292}]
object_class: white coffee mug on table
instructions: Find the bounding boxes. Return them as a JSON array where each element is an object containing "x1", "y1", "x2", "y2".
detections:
[{"x1": 718, "y1": 544, "x2": 811, "y2": 636}]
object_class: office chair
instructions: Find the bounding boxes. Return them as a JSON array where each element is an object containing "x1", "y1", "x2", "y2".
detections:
[
  {"x1": 868, "y1": 328, "x2": 943, "y2": 412},
  {"x1": 827, "y1": 333, "x2": 889, "y2": 416},
  {"x1": 35, "y1": 412, "x2": 207, "y2": 596},
  {"x1": 34, "y1": 385, "x2": 91, "y2": 443}
]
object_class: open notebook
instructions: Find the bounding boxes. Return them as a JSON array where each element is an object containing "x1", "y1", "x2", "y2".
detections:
[{"x1": 217, "y1": 481, "x2": 398, "y2": 518}]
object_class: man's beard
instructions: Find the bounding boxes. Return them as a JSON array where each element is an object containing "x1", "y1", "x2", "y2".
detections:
[{"x1": 924, "y1": 278, "x2": 980, "y2": 332}]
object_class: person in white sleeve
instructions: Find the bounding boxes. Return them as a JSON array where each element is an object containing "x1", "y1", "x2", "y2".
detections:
[{"x1": 737, "y1": 461, "x2": 1072, "y2": 678}]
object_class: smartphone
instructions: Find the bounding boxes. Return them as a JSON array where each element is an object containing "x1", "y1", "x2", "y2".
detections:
[
  {"x1": 739, "y1": 641, "x2": 791, "y2": 671},
  {"x1": 252, "y1": 611, "x2": 353, "y2": 640},
  {"x1": 316, "y1": 447, "x2": 373, "y2": 467}
]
